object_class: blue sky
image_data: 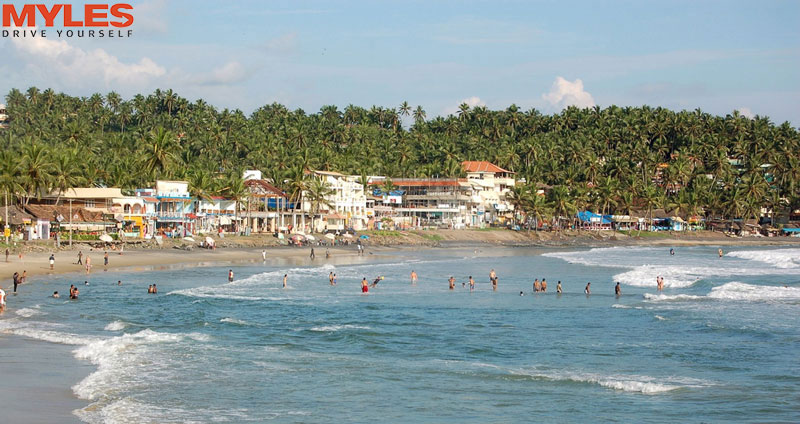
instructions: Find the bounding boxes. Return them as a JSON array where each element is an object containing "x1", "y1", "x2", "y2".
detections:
[{"x1": 2, "y1": 0, "x2": 799, "y2": 124}]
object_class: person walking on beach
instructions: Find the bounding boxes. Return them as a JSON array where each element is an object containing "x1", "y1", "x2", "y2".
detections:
[
  {"x1": 310, "y1": 248, "x2": 315, "y2": 260},
  {"x1": 261, "y1": 249, "x2": 267, "y2": 261},
  {"x1": 615, "y1": 282, "x2": 621, "y2": 296},
  {"x1": 282, "y1": 274, "x2": 287, "y2": 289},
  {"x1": 228, "y1": 270, "x2": 234, "y2": 282},
  {"x1": 448, "y1": 276, "x2": 455, "y2": 290},
  {"x1": 556, "y1": 281, "x2": 562, "y2": 294},
  {"x1": 104, "y1": 252, "x2": 109, "y2": 267},
  {"x1": 49, "y1": 254, "x2": 55, "y2": 270},
  {"x1": 77, "y1": 250, "x2": 83, "y2": 265},
  {"x1": 5, "y1": 247, "x2": 9, "y2": 262},
  {"x1": 584, "y1": 282, "x2": 591, "y2": 295},
  {"x1": 410, "y1": 270, "x2": 418, "y2": 285},
  {"x1": 361, "y1": 277, "x2": 369, "y2": 293},
  {"x1": 541, "y1": 279, "x2": 547, "y2": 292},
  {"x1": 85, "y1": 256, "x2": 92, "y2": 274}
]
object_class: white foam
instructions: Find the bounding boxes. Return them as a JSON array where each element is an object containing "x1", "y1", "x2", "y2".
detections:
[
  {"x1": 309, "y1": 324, "x2": 371, "y2": 332},
  {"x1": 707, "y1": 282, "x2": 800, "y2": 303},
  {"x1": 654, "y1": 315, "x2": 667, "y2": 321},
  {"x1": 512, "y1": 368, "x2": 697, "y2": 394},
  {"x1": 611, "y1": 304, "x2": 631, "y2": 309},
  {"x1": 643, "y1": 293, "x2": 705, "y2": 302},
  {"x1": 104, "y1": 321, "x2": 127, "y2": 331},
  {"x1": 220, "y1": 317, "x2": 250, "y2": 325},
  {"x1": 728, "y1": 248, "x2": 800, "y2": 269},
  {"x1": 15, "y1": 307, "x2": 43, "y2": 318}
]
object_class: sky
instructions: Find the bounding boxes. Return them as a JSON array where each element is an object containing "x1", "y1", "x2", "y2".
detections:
[{"x1": 2, "y1": 0, "x2": 799, "y2": 125}]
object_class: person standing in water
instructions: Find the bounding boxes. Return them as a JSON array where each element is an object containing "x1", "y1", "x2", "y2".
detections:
[
  {"x1": 261, "y1": 250, "x2": 267, "y2": 261},
  {"x1": 584, "y1": 282, "x2": 591, "y2": 294},
  {"x1": 541, "y1": 279, "x2": 547, "y2": 292},
  {"x1": 282, "y1": 274, "x2": 288, "y2": 289},
  {"x1": 489, "y1": 269, "x2": 497, "y2": 291},
  {"x1": 718, "y1": 248, "x2": 723, "y2": 258},
  {"x1": 361, "y1": 277, "x2": 369, "y2": 293},
  {"x1": 0, "y1": 286, "x2": 6, "y2": 311},
  {"x1": 329, "y1": 272, "x2": 334, "y2": 286},
  {"x1": 410, "y1": 270, "x2": 418, "y2": 285},
  {"x1": 556, "y1": 281, "x2": 562, "y2": 294},
  {"x1": 615, "y1": 282, "x2": 621, "y2": 296},
  {"x1": 657, "y1": 276, "x2": 664, "y2": 292},
  {"x1": 448, "y1": 276, "x2": 455, "y2": 290},
  {"x1": 469, "y1": 276, "x2": 475, "y2": 292},
  {"x1": 310, "y1": 248, "x2": 315, "y2": 260},
  {"x1": 533, "y1": 279, "x2": 540, "y2": 292},
  {"x1": 12, "y1": 272, "x2": 19, "y2": 293},
  {"x1": 228, "y1": 269, "x2": 234, "y2": 282},
  {"x1": 332, "y1": 274, "x2": 337, "y2": 285}
]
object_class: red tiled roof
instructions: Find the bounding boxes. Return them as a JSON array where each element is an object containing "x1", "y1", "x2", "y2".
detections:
[{"x1": 461, "y1": 161, "x2": 513, "y2": 174}]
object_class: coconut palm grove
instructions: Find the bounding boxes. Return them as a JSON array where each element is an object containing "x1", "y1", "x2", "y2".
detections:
[{"x1": 2, "y1": 87, "x2": 799, "y2": 226}]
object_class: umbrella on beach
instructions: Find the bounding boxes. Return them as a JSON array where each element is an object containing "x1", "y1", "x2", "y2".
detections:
[
  {"x1": 305, "y1": 235, "x2": 316, "y2": 241},
  {"x1": 205, "y1": 236, "x2": 215, "y2": 246},
  {"x1": 324, "y1": 233, "x2": 335, "y2": 240},
  {"x1": 183, "y1": 237, "x2": 195, "y2": 243},
  {"x1": 99, "y1": 234, "x2": 113, "y2": 242},
  {"x1": 343, "y1": 234, "x2": 353, "y2": 239}
]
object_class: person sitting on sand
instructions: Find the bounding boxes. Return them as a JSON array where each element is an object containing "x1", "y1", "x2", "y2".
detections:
[
  {"x1": 52, "y1": 291, "x2": 59, "y2": 298},
  {"x1": 584, "y1": 282, "x2": 591, "y2": 294}
]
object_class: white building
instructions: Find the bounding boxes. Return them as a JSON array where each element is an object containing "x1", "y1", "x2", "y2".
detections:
[
  {"x1": 462, "y1": 161, "x2": 517, "y2": 224},
  {"x1": 302, "y1": 170, "x2": 369, "y2": 232},
  {"x1": 0, "y1": 104, "x2": 8, "y2": 129}
]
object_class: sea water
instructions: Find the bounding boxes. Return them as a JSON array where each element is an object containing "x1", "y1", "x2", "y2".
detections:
[{"x1": 1, "y1": 246, "x2": 799, "y2": 423}]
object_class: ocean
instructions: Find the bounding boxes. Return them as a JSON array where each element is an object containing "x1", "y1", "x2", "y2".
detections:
[{"x1": 1, "y1": 245, "x2": 799, "y2": 423}]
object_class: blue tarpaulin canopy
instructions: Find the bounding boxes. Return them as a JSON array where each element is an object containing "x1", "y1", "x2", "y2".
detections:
[{"x1": 577, "y1": 211, "x2": 611, "y2": 224}]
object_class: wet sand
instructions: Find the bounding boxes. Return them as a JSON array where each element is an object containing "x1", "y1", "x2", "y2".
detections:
[{"x1": 0, "y1": 334, "x2": 91, "y2": 423}]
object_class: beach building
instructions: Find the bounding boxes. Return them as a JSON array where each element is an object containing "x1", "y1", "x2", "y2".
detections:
[
  {"x1": 24, "y1": 204, "x2": 110, "y2": 241},
  {"x1": 244, "y1": 177, "x2": 288, "y2": 233},
  {"x1": 301, "y1": 170, "x2": 369, "y2": 232},
  {"x1": 462, "y1": 161, "x2": 517, "y2": 225},
  {"x1": 375, "y1": 178, "x2": 477, "y2": 229},
  {"x1": 152, "y1": 181, "x2": 194, "y2": 237},
  {"x1": 31, "y1": 187, "x2": 143, "y2": 238},
  {"x1": 196, "y1": 197, "x2": 238, "y2": 233},
  {"x1": 0, "y1": 104, "x2": 8, "y2": 129}
]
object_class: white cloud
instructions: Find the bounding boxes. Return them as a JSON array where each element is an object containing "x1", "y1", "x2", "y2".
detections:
[
  {"x1": 542, "y1": 76, "x2": 595, "y2": 110},
  {"x1": 10, "y1": 30, "x2": 165, "y2": 88},
  {"x1": 133, "y1": 0, "x2": 169, "y2": 34},
  {"x1": 189, "y1": 61, "x2": 250, "y2": 86},
  {"x1": 736, "y1": 107, "x2": 754, "y2": 119},
  {"x1": 443, "y1": 96, "x2": 485, "y2": 116}
]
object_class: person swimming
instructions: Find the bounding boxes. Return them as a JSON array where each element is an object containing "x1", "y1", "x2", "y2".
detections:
[
  {"x1": 52, "y1": 291, "x2": 59, "y2": 298},
  {"x1": 370, "y1": 276, "x2": 384, "y2": 288},
  {"x1": 519, "y1": 291, "x2": 524, "y2": 296},
  {"x1": 669, "y1": 248, "x2": 675, "y2": 256}
]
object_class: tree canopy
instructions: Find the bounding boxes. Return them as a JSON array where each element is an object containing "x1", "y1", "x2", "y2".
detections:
[{"x1": 2, "y1": 87, "x2": 798, "y2": 222}]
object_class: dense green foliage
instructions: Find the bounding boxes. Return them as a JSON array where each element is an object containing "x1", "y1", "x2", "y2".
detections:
[{"x1": 1, "y1": 87, "x2": 798, "y2": 221}]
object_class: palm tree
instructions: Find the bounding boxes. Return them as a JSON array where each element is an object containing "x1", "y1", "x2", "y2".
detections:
[
  {"x1": 51, "y1": 149, "x2": 86, "y2": 204},
  {"x1": 142, "y1": 127, "x2": 177, "y2": 179},
  {"x1": 19, "y1": 140, "x2": 55, "y2": 205},
  {"x1": 304, "y1": 178, "x2": 335, "y2": 233}
]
